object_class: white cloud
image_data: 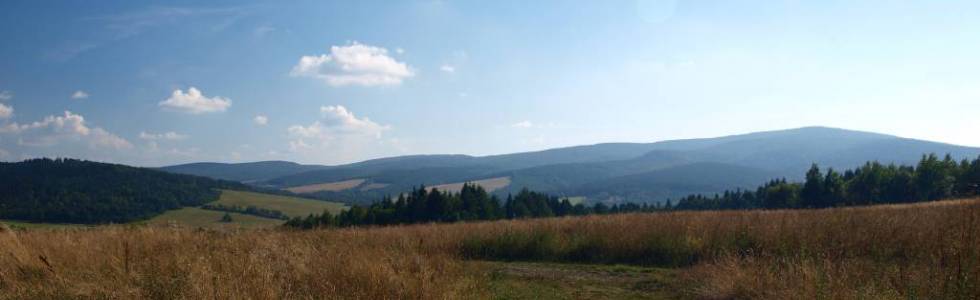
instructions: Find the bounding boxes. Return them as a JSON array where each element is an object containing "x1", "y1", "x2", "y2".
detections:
[
  {"x1": 0, "y1": 90, "x2": 11, "y2": 101},
  {"x1": 253, "y1": 25, "x2": 275, "y2": 38},
  {"x1": 139, "y1": 131, "x2": 187, "y2": 140},
  {"x1": 440, "y1": 64, "x2": 456, "y2": 73},
  {"x1": 287, "y1": 105, "x2": 390, "y2": 154},
  {"x1": 395, "y1": 47, "x2": 405, "y2": 54},
  {"x1": 290, "y1": 42, "x2": 414, "y2": 87},
  {"x1": 511, "y1": 120, "x2": 534, "y2": 128},
  {"x1": 319, "y1": 105, "x2": 388, "y2": 138},
  {"x1": 0, "y1": 103, "x2": 12, "y2": 119},
  {"x1": 158, "y1": 87, "x2": 231, "y2": 114},
  {"x1": 0, "y1": 111, "x2": 132, "y2": 150},
  {"x1": 71, "y1": 90, "x2": 90, "y2": 99},
  {"x1": 253, "y1": 115, "x2": 268, "y2": 125}
]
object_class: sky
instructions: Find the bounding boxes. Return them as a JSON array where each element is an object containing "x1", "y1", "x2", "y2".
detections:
[{"x1": 1, "y1": 0, "x2": 979, "y2": 166}]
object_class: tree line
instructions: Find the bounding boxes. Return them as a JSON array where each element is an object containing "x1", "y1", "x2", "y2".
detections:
[
  {"x1": 671, "y1": 154, "x2": 980, "y2": 210},
  {"x1": 285, "y1": 184, "x2": 649, "y2": 229},
  {"x1": 200, "y1": 203, "x2": 289, "y2": 220},
  {"x1": 287, "y1": 153, "x2": 980, "y2": 229}
]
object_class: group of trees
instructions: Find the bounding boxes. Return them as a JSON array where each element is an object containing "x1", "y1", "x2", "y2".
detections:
[
  {"x1": 288, "y1": 153, "x2": 980, "y2": 229},
  {"x1": 0, "y1": 158, "x2": 246, "y2": 224},
  {"x1": 200, "y1": 203, "x2": 289, "y2": 220},
  {"x1": 673, "y1": 154, "x2": 980, "y2": 210}
]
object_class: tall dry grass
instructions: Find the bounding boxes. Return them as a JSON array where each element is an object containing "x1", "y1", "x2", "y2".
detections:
[
  {"x1": 0, "y1": 225, "x2": 483, "y2": 299},
  {"x1": 2, "y1": 198, "x2": 978, "y2": 299}
]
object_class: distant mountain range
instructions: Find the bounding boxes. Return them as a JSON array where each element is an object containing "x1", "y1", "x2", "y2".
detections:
[{"x1": 161, "y1": 127, "x2": 980, "y2": 204}]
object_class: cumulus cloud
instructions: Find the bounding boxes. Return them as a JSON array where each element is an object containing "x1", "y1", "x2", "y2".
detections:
[
  {"x1": 290, "y1": 42, "x2": 414, "y2": 87},
  {"x1": 139, "y1": 131, "x2": 187, "y2": 140},
  {"x1": 0, "y1": 90, "x2": 11, "y2": 101},
  {"x1": 287, "y1": 105, "x2": 389, "y2": 153},
  {"x1": 0, "y1": 103, "x2": 12, "y2": 119},
  {"x1": 253, "y1": 115, "x2": 268, "y2": 125},
  {"x1": 511, "y1": 120, "x2": 534, "y2": 128},
  {"x1": 71, "y1": 90, "x2": 90, "y2": 99},
  {"x1": 0, "y1": 111, "x2": 132, "y2": 149},
  {"x1": 158, "y1": 87, "x2": 231, "y2": 114}
]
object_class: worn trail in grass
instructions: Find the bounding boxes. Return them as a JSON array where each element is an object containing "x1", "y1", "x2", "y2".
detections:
[{"x1": 478, "y1": 261, "x2": 686, "y2": 299}]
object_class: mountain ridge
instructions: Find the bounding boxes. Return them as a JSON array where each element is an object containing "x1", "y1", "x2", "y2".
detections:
[{"x1": 160, "y1": 126, "x2": 980, "y2": 204}]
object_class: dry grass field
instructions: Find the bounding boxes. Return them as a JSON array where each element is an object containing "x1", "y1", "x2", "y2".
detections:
[
  {"x1": 285, "y1": 179, "x2": 367, "y2": 194},
  {"x1": 2, "y1": 198, "x2": 978, "y2": 299}
]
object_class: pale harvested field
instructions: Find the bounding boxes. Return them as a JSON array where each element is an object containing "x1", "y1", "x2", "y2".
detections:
[
  {"x1": 359, "y1": 182, "x2": 390, "y2": 191},
  {"x1": 285, "y1": 178, "x2": 366, "y2": 193},
  {"x1": 428, "y1": 176, "x2": 511, "y2": 193}
]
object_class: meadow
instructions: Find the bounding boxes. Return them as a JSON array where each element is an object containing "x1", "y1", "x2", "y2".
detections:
[{"x1": 1, "y1": 198, "x2": 977, "y2": 299}]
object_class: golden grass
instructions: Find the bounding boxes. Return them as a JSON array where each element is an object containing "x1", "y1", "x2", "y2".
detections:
[
  {"x1": 285, "y1": 179, "x2": 366, "y2": 193},
  {"x1": 213, "y1": 189, "x2": 346, "y2": 217},
  {"x1": 2, "y1": 198, "x2": 978, "y2": 299}
]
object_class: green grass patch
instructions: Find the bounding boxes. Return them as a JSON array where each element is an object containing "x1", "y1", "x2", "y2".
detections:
[
  {"x1": 478, "y1": 261, "x2": 686, "y2": 299},
  {"x1": 212, "y1": 190, "x2": 346, "y2": 218},
  {"x1": 1, "y1": 219, "x2": 89, "y2": 229},
  {"x1": 146, "y1": 207, "x2": 284, "y2": 229}
]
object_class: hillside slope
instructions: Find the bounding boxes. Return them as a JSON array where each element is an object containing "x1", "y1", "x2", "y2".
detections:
[
  {"x1": 160, "y1": 161, "x2": 329, "y2": 183},
  {"x1": 162, "y1": 127, "x2": 980, "y2": 204},
  {"x1": 0, "y1": 158, "x2": 247, "y2": 224}
]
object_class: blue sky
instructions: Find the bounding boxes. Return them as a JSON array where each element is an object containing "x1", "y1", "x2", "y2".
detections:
[{"x1": 1, "y1": 0, "x2": 979, "y2": 166}]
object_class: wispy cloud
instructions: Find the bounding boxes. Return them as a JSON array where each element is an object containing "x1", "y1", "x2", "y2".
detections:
[
  {"x1": 511, "y1": 120, "x2": 534, "y2": 128},
  {"x1": 71, "y1": 90, "x2": 90, "y2": 100},
  {"x1": 139, "y1": 131, "x2": 188, "y2": 140},
  {"x1": 254, "y1": 115, "x2": 268, "y2": 125},
  {"x1": 0, "y1": 103, "x2": 12, "y2": 119},
  {"x1": 47, "y1": 5, "x2": 252, "y2": 61}
]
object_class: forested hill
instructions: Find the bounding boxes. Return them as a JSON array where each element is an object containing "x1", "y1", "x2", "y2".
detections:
[
  {"x1": 163, "y1": 127, "x2": 980, "y2": 205},
  {"x1": 0, "y1": 158, "x2": 248, "y2": 224}
]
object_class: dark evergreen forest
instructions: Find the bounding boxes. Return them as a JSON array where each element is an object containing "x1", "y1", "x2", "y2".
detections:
[
  {"x1": 0, "y1": 158, "x2": 247, "y2": 224},
  {"x1": 287, "y1": 153, "x2": 980, "y2": 229}
]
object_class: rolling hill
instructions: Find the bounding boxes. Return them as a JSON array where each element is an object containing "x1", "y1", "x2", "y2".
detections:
[
  {"x1": 0, "y1": 158, "x2": 246, "y2": 224},
  {"x1": 161, "y1": 127, "x2": 980, "y2": 204},
  {"x1": 0, "y1": 158, "x2": 345, "y2": 225},
  {"x1": 160, "y1": 160, "x2": 329, "y2": 183},
  {"x1": 147, "y1": 189, "x2": 346, "y2": 228}
]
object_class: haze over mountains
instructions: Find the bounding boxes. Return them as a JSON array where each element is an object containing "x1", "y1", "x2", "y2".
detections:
[{"x1": 162, "y1": 127, "x2": 980, "y2": 204}]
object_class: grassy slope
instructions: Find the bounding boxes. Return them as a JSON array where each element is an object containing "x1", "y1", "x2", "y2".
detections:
[
  {"x1": 212, "y1": 190, "x2": 346, "y2": 217},
  {"x1": 146, "y1": 207, "x2": 283, "y2": 229},
  {"x1": 147, "y1": 190, "x2": 347, "y2": 228},
  {"x1": 4, "y1": 190, "x2": 346, "y2": 230}
]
